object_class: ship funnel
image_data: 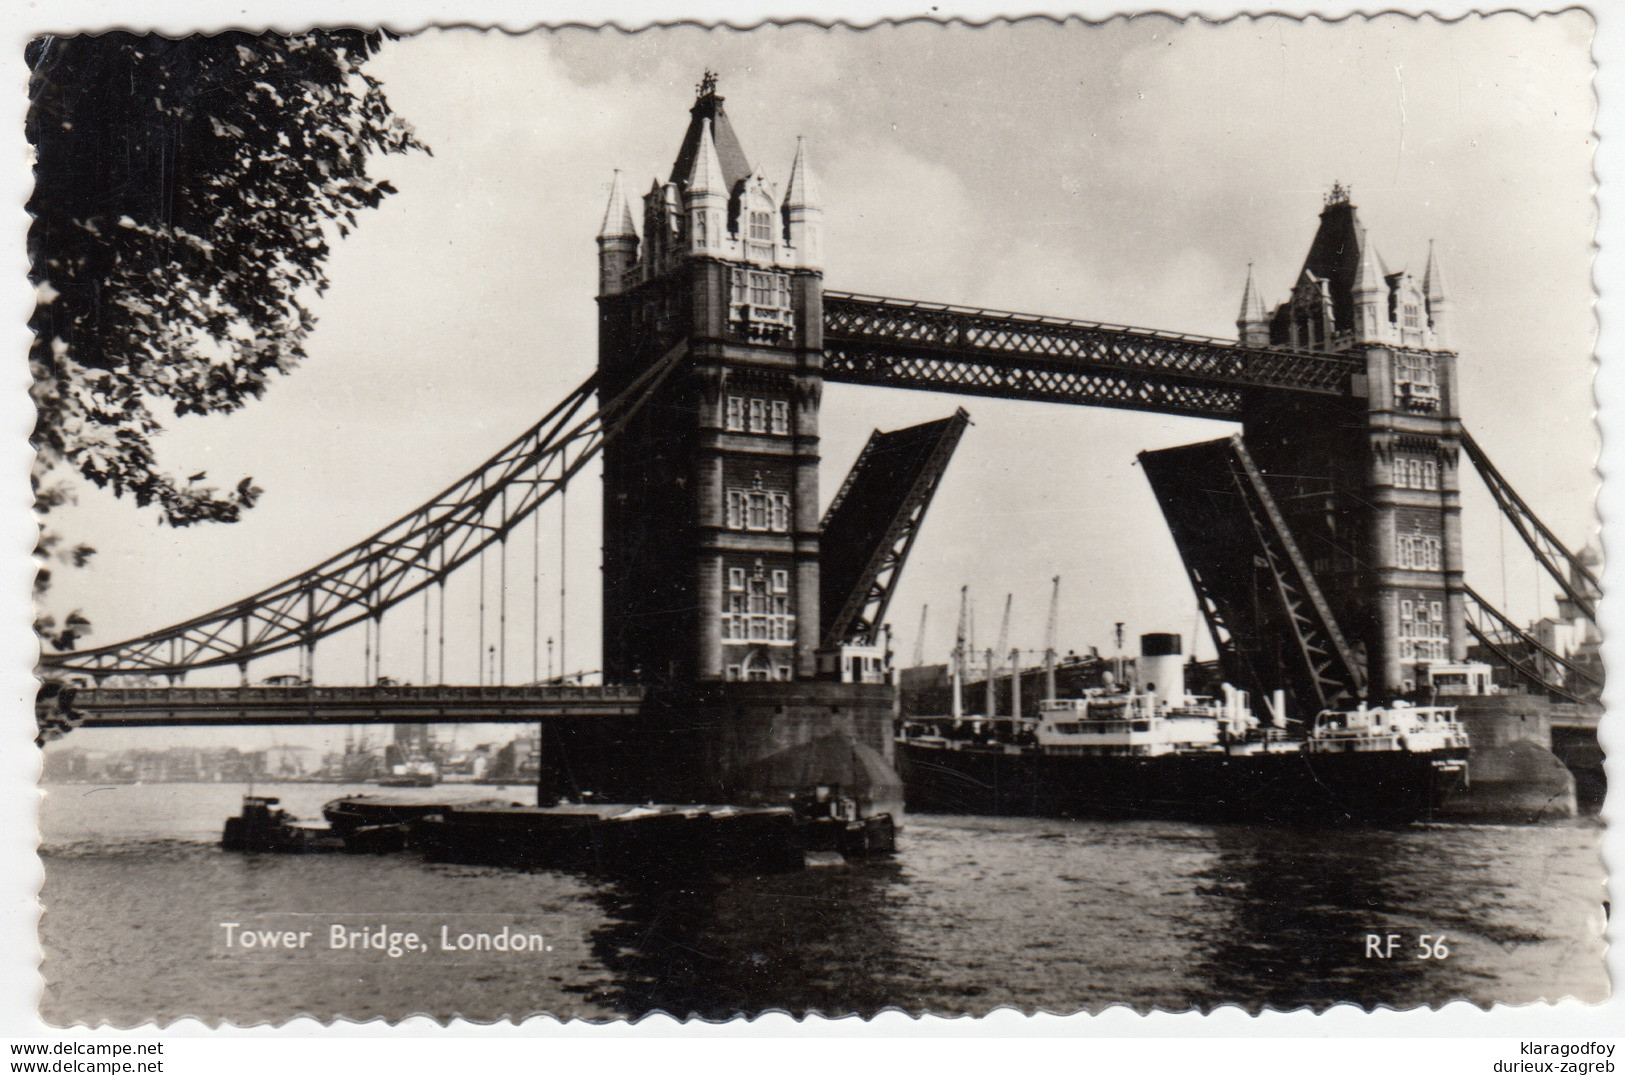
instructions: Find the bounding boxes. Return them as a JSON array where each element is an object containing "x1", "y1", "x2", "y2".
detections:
[{"x1": 1140, "y1": 633, "x2": 1184, "y2": 709}]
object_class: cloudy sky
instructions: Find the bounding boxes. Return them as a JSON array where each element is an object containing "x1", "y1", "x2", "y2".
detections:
[{"x1": 41, "y1": 15, "x2": 1597, "y2": 750}]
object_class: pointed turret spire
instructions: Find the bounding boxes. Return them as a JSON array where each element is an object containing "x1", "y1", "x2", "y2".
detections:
[
  {"x1": 1350, "y1": 227, "x2": 1391, "y2": 343},
  {"x1": 670, "y1": 71, "x2": 752, "y2": 192},
  {"x1": 782, "y1": 136, "x2": 824, "y2": 270},
  {"x1": 1422, "y1": 239, "x2": 1450, "y2": 348},
  {"x1": 597, "y1": 169, "x2": 638, "y2": 240},
  {"x1": 1351, "y1": 228, "x2": 1385, "y2": 297},
  {"x1": 684, "y1": 119, "x2": 728, "y2": 256},
  {"x1": 1236, "y1": 262, "x2": 1269, "y2": 347},
  {"x1": 686, "y1": 118, "x2": 727, "y2": 197},
  {"x1": 1423, "y1": 240, "x2": 1446, "y2": 303},
  {"x1": 597, "y1": 170, "x2": 640, "y2": 296},
  {"x1": 784, "y1": 136, "x2": 819, "y2": 210},
  {"x1": 1238, "y1": 262, "x2": 1266, "y2": 324}
]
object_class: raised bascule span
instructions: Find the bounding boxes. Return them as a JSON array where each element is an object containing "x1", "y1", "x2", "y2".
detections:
[
  {"x1": 819, "y1": 409, "x2": 970, "y2": 650},
  {"x1": 1139, "y1": 434, "x2": 1367, "y2": 718},
  {"x1": 39, "y1": 76, "x2": 1597, "y2": 820}
]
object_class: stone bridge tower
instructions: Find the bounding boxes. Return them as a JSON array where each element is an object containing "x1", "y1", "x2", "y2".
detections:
[
  {"x1": 1239, "y1": 185, "x2": 1465, "y2": 698},
  {"x1": 563, "y1": 75, "x2": 900, "y2": 817},
  {"x1": 596, "y1": 73, "x2": 825, "y2": 690}
]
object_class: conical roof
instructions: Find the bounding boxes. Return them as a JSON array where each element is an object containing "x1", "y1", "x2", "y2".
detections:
[
  {"x1": 1238, "y1": 262, "x2": 1267, "y2": 325},
  {"x1": 669, "y1": 75, "x2": 752, "y2": 194},
  {"x1": 784, "y1": 136, "x2": 819, "y2": 209},
  {"x1": 597, "y1": 169, "x2": 638, "y2": 240},
  {"x1": 1299, "y1": 187, "x2": 1385, "y2": 330},
  {"x1": 1351, "y1": 227, "x2": 1387, "y2": 297},
  {"x1": 686, "y1": 118, "x2": 727, "y2": 197},
  {"x1": 1423, "y1": 240, "x2": 1447, "y2": 303}
]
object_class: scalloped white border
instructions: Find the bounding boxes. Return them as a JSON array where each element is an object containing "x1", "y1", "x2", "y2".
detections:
[{"x1": 3, "y1": 0, "x2": 1617, "y2": 1041}]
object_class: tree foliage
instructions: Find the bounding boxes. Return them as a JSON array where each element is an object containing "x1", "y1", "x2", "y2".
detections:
[{"x1": 28, "y1": 31, "x2": 426, "y2": 649}]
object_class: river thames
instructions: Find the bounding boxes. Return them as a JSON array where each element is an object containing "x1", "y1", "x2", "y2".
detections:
[{"x1": 36, "y1": 782, "x2": 1606, "y2": 1025}]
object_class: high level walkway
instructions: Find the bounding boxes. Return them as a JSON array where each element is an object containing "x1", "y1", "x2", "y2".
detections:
[{"x1": 821, "y1": 292, "x2": 1362, "y2": 419}]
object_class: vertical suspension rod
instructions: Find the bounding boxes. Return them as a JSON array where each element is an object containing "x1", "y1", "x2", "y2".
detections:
[
  {"x1": 478, "y1": 535, "x2": 487, "y2": 686},
  {"x1": 532, "y1": 506, "x2": 541, "y2": 684},
  {"x1": 499, "y1": 487, "x2": 508, "y2": 687},
  {"x1": 559, "y1": 473, "x2": 568, "y2": 683},
  {"x1": 437, "y1": 544, "x2": 446, "y2": 686}
]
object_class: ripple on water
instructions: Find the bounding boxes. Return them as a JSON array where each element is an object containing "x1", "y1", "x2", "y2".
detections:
[{"x1": 33, "y1": 785, "x2": 1611, "y2": 1022}]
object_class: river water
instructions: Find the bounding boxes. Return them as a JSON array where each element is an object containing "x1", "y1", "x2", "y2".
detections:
[{"x1": 36, "y1": 782, "x2": 1607, "y2": 1025}]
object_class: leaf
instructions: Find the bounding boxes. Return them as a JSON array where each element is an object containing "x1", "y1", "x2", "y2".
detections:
[{"x1": 28, "y1": 30, "x2": 428, "y2": 536}]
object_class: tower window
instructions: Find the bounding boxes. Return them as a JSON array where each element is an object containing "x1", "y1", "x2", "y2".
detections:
[
  {"x1": 749, "y1": 211, "x2": 773, "y2": 242},
  {"x1": 1397, "y1": 533, "x2": 1442, "y2": 571},
  {"x1": 720, "y1": 561, "x2": 795, "y2": 645},
  {"x1": 725, "y1": 489, "x2": 791, "y2": 533},
  {"x1": 728, "y1": 268, "x2": 795, "y2": 343},
  {"x1": 1393, "y1": 453, "x2": 1439, "y2": 490},
  {"x1": 1393, "y1": 353, "x2": 1440, "y2": 410},
  {"x1": 722, "y1": 394, "x2": 791, "y2": 436},
  {"x1": 1399, "y1": 598, "x2": 1448, "y2": 662}
]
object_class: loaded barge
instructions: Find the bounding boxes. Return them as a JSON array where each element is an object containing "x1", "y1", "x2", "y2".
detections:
[
  {"x1": 898, "y1": 634, "x2": 1471, "y2": 825},
  {"x1": 221, "y1": 785, "x2": 894, "y2": 871}
]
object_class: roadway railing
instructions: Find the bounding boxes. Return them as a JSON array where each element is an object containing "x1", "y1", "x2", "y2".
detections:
[{"x1": 45, "y1": 683, "x2": 647, "y2": 729}]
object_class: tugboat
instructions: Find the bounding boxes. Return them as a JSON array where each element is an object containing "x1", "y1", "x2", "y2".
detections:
[
  {"x1": 791, "y1": 785, "x2": 897, "y2": 856},
  {"x1": 374, "y1": 759, "x2": 438, "y2": 788},
  {"x1": 221, "y1": 795, "x2": 346, "y2": 852},
  {"x1": 897, "y1": 634, "x2": 1470, "y2": 825}
]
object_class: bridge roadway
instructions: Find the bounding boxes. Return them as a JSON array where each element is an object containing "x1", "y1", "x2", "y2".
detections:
[
  {"x1": 50, "y1": 683, "x2": 646, "y2": 729},
  {"x1": 1548, "y1": 701, "x2": 1602, "y2": 734}
]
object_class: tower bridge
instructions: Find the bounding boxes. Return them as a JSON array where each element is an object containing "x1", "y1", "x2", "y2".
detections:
[{"x1": 39, "y1": 76, "x2": 1597, "y2": 817}]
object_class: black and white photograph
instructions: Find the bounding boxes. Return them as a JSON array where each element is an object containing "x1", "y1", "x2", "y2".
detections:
[{"x1": 18, "y1": 9, "x2": 1613, "y2": 1030}]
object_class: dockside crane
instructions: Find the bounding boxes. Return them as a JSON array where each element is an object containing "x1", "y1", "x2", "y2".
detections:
[
  {"x1": 987, "y1": 593, "x2": 1012, "y2": 719},
  {"x1": 951, "y1": 586, "x2": 969, "y2": 721},
  {"x1": 1044, "y1": 576, "x2": 1060, "y2": 703},
  {"x1": 912, "y1": 605, "x2": 928, "y2": 670},
  {"x1": 995, "y1": 594, "x2": 1012, "y2": 677},
  {"x1": 967, "y1": 600, "x2": 977, "y2": 673}
]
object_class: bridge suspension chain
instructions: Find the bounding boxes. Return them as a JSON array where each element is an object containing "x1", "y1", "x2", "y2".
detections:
[
  {"x1": 1461, "y1": 428, "x2": 1598, "y2": 622},
  {"x1": 42, "y1": 342, "x2": 688, "y2": 679},
  {"x1": 1460, "y1": 584, "x2": 1600, "y2": 702}
]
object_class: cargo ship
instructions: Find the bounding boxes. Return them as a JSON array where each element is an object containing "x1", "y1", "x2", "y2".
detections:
[{"x1": 897, "y1": 635, "x2": 1470, "y2": 826}]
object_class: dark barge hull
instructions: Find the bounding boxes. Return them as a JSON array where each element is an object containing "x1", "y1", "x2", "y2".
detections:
[
  {"x1": 322, "y1": 795, "x2": 519, "y2": 836},
  {"x1": 411, "y1": 805, "x2": 808, "y2": 874},
  {"x1": 897, "y1": 742, "x2": 1469, "y2": 826}
]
